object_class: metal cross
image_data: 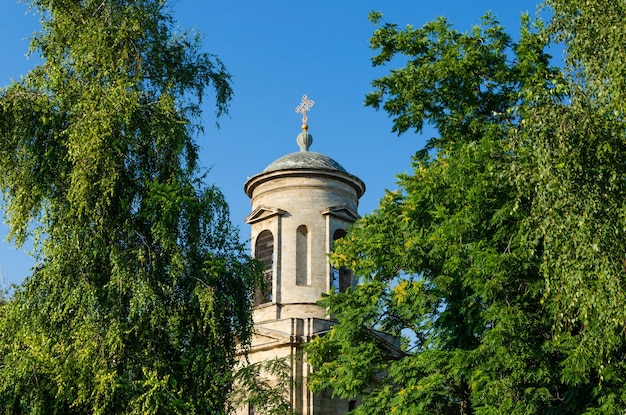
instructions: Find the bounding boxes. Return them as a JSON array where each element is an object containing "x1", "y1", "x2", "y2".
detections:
[{"x1": 295, "y1": 95, "x2": 315, "y2": 125}]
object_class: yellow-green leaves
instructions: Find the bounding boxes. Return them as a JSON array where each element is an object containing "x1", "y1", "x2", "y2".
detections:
[
  {"x1": 0, "y1": 1, "x2": 252, "y2": 413},
  {"x1": 311, "y1": 4, "x2": 626, "y2": 414}
]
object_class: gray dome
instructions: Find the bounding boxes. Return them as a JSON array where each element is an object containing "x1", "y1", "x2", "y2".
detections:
[{"x1": 263, "y1": 151, "x2": 347, "y2": 173}]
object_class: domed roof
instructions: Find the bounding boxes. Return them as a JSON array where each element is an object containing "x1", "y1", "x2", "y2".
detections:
[
  {"x1": 262, "y1": 129, "x2": 347, "y2": 173},
  {"x1": 245, "y1": 96, "x2": 365, "y2": 199},
  {"x1": 263, "y1": 151, "x2": 347, "y2": 173},
  {"x1": 245, "y1": 126, "x2": 365, "y2": 199}
]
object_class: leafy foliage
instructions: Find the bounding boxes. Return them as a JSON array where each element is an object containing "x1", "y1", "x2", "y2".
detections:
[
  {"x1": 230, "y1": 357, "x2": 296, "y2": 415},
  {"x1": 0, "y1": 1, "x2": 260, "y2": 413},
  {"x1": 526, "y1": 1, "x2": 626, "y2": 411},
  {"x1": 307, "y1": 4, "x2": 626, "y2": 414}
]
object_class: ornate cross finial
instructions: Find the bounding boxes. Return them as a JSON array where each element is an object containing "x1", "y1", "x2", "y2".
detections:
[{"x1": 295, "y1": 94, "x2": 315, "y2": 130}]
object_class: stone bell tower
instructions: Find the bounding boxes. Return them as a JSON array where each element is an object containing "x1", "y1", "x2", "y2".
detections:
[{"x1": 237, "y1": 96, "x2": 365, "y2": 415}]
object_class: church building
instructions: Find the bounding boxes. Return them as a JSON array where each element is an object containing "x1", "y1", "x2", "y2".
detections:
[{"x1": 235, "y1": 96, "x2": 366, "y2": 414}]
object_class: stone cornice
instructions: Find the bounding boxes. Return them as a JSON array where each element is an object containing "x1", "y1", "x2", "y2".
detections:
[
  {"x1": 244, "y1": 205, "x2": 286, "y2": 224},
  {"x1": 244, "y1": 168, "x2": 366, "y2": 199}
]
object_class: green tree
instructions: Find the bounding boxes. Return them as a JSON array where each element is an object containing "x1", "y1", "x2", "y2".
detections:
[
  {"x1": 522, "y1": 1, "x2": 626, "y2": 412},
  {"x1": 0, "y1": 1, "x2": 260, "y2": 414},
  {"x1": 230, "y1": 357, "x2": 296, "y2": 415},
  {"x1": 307, "y1": 5, "x2": 626, "y2": 414}
]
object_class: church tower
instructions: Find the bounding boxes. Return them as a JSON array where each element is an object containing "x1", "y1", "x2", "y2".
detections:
[{"x1": 237, "y1": 96, "x2": 365, "y2": 414}]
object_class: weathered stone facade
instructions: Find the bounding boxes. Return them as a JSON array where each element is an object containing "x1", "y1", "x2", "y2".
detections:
[{"x1": 234, "y1": 127, "x2": 365, "y2": 415}]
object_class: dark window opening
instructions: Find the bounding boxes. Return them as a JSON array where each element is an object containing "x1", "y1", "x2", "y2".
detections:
[
  {"x1": 331, "y1": 229, "x2": 352, "y2": 293},
  {"x1": 254, "y1": 230, "x2": 274, "y2": 305}
]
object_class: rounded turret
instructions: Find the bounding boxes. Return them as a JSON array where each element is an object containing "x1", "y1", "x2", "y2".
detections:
[{"x1": 244, "y1": 119, "x2": 364, "y2": 323}]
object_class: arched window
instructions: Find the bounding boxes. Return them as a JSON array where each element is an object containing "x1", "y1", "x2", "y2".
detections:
[
  {"x1": 331, "y1": 229, "x2": 352, "y2": 293},
  {"x1": 296, "y1": 225, "x2": 308, "y2": 286},
  {"x1": 254, "y1": 230, "x2": 274, "y2": 306}
]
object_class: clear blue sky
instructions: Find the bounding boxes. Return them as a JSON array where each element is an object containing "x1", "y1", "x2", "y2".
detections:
[{"x1": 0, "y1": 0, "x2": 542, "y2": 289}]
